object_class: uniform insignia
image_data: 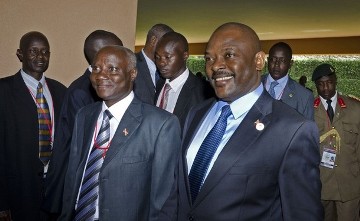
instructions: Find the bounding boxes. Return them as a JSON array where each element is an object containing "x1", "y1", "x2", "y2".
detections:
[
  {"x1": 314, "y1": 97, "x2": 321, "y2": 108},
  {"x1": 337, "y1": 97, "x2": 346, "y2": 108}
]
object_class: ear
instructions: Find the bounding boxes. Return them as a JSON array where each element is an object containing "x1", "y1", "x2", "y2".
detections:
[
  {"x1": 130, "y1": 68, "x2": 138, "y2": 82},
  {"x1": 183, "y1": 51, "x2": 189, "y2": 61},
  {"x1": 150, "y1": 36, "x2": 157, "y2": 47},
  {"x1": 289, "y1": 59, "x2": 294, "y2": 68},
  {"x1": 16, "y1": 49, "x2": 23, "y2": 62},
  {"x1": 255, "y1": 51, "x2": 265, "y2": 71}
]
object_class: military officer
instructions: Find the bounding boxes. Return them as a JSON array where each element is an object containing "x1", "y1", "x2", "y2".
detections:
[{"x1": 312, "y1": 63, "x2": 360, "y2": 221}]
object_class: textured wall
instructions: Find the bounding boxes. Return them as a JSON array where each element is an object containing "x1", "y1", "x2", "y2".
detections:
[{"x1": 0, "y1": 0, "x2": 138, "y2": 86}]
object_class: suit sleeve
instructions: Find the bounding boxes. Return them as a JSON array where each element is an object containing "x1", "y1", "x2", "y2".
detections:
[
  {"x1": 0, "y1": 82, "x2": 9, "y2": 211},
  {"x1": 278, "y1": 120, "x2": 323, "y2": 220},
  {"x1": 149, "y1": 115, "x2": 181, "y2": 221},
  {"x1": 304, "y1": 92, "x2": 315, "y2": 121}
]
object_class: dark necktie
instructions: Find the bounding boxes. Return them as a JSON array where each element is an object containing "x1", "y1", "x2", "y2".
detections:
[
  {"x1": 326, "y1": 99, "x2": 334, "y2": 122},
  {"x1": 269, "y1": 81, "x2": 279, "y2": 99},
  {"x1": 159, "y1": 83, "x2": 171, "y2": 109},
  {"x1": 188, "y1": 105, "x2": 232, "y2": 203},
  {"x1": 74, "y1": 110, "x2": 112, "y2": 221},
  {"x1": 155, "y1": 70, "x2": 160, "y2": 85},
  {"x1": 37, "y1": 82, "x2": 52, "y2": 166}
]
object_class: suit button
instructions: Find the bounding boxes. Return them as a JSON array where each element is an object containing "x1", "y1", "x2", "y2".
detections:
[{"x1": 188, "y1": 215, "x2": 194, "y2": 221}]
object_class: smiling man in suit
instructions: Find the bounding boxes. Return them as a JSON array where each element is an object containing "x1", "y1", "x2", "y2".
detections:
[
  {"x1": 160, "y1": 22, "x2": 323, "y2": 221},
  {"x1": 155, "y1": 31, "x2": 214, "y2": 129},
  {"x1": 59, "y1": 46, "x2": 181, "y2": 221}
]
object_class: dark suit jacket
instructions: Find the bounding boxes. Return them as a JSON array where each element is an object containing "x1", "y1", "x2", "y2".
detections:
[
  {"x1": 134, "y1": 51, "x2": 157, "y2": 104},
  {"x1": 160, "y1": 91, "x2": 323, "y2": 221},
  {"x1": 155, "y1": 72, "x2": 215, "y2": 130},
  {"x1": 0, "y1": 71, "x2": 66, "y2": 221},
  {"x1": 262, "y1": 74, "x2": 314, "y2": 120},
  {"x1": 60, "y1": 97, "x2": 181, "y2": 221},
  {"x1": 43, "y1": 69, "x2": 100, "y2": 214}
]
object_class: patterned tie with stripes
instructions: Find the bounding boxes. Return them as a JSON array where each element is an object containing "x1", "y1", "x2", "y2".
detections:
[
  {"x1": 159, "y1": 83, "x2": 171, "y2": 109},
  {"x1": 37, "y1": 82, "x2": 52, "y2": 166},
  {"x1": 74, "y1": 110, "x2": 112, "y2": 221},
  {"x1": 188, "y1": 105, "x2": 232, "y2": 203}
]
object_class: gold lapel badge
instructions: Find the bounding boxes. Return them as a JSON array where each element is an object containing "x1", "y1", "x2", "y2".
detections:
[
  {"x1": 254, "y1": 119, "x2": 264, "y2": 131},
  {"x1": 123, "y1": 128, "x2": 129, "y2": 136}
]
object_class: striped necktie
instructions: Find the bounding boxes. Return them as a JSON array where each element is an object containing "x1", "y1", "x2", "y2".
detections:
[
  {"x1": 74, "y1": 110, "x2": 112, "y2": 221},
  {"x1": 36, "y1": 82, "x2": 52, "y2": 166},
  {"x1": 159, "y1": 83, "x2": 171, "y2": 109},
  {"x1": 188, "y1": 105, "x2": 232, "y2": 203}
]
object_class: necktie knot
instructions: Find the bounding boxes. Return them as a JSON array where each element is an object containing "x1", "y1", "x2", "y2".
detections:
[
  {"x1": 269, "y1": 81, "x2": 279, "y2": 98},
  {"x1": 104, "y1": 109, "x2": 113, "y2": 120},
  {"x1": 220, "y1": 105, "x2": 232, "y2": 120},
  {"x1": 326, "y1": 99, "x2": 332, "y2": 105}
]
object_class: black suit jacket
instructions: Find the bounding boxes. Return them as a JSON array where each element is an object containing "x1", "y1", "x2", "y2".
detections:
[
  {"x1": 43, "y1": 69, "x2": 101, "y2": 214},
  {"x1": 155, "y1": 72, "x2": 215, "y2": 130},
  {"x1": 160, "y1": 91, "x2": 323, "y2": 221},
  {"x1": 0, "y1": 71, "x2": 66, "y2": 221},
  {"x1": 60, "y1": 97, "x2": 181, "y2": 220},
  {"x1": 134, "y1": 51, "x2": 157, "y2": 104}
]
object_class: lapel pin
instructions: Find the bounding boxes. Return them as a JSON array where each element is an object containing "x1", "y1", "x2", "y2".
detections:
[
  {"x1": 254, "y1": 119, "x2": 264, "y2": 131},
  {"x1": 123, "y1": 128, "x2": 128, "y2": 136},
  {"x1": 289, "y1": 93, "x2": 293, "y2": 98}
]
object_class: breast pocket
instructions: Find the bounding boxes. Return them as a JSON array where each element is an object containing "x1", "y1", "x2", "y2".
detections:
[{"x1": 342, "y1": 122, "x2": 359, "y2": 146}]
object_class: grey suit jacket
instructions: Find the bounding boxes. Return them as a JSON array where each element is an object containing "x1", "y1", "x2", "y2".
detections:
[
  {"x1": 134, "y1": 51, "x2": 157, "y2": 104},
  {"x1": 262, "y1": 74, "x2": 314, "y2": 120},
  {"x1": 160, "y1": 91, "x2": 323, "y2": 221},
  {"x1": 60, "y1": 97, "x2": 181, "y2": 221}
]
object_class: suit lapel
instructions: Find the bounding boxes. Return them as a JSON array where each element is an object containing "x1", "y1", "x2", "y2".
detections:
[
  {"x1": 102, "y1": 98, "x2": 142, "y2": 167},
  {"x1": 13, "y1": 72, "x2": 37, "y2": 113},
  {"x1": 281, "y1": 78, "x2": 296, "y2": 105},
  {"x1": 173, "y1": 73, "x2": 194, "y2": 119},
  {"x1": 191, "y1": 93, "x2": 273, "y2": 207}
]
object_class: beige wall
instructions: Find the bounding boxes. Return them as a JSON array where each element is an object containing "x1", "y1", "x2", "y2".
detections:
[{"x1": 0, "y1": 0, "x2": 138, "y2": 86}]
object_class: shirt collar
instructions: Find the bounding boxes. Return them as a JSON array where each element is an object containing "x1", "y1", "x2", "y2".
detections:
[
  {"x1": 165, "y1": 68, "x2": 189, "y2": 92},
  {"x1": 20, "y1": 69, "x2": 46, "y2": 90},
  {"x1": 102, "y1": 91, "x2": 134, "y2": 122},
  {"x1": 267, "y1": 73, "x2": 289, "y2": 88},
  {"x1": 216, "y1": 84, "x2": 263, "y2": 120},
  {"x1": 320, "y1": 91, "x2": 338, "y2": 106},
  {"x1": 141, "y1": 49, "x2": 156, "y2": 75}
]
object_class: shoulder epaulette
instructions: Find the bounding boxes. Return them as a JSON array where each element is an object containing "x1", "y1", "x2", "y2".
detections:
[
  {"x1": 314, "y1": 97, "x2": 321, "y2": 108},
  {"x1": 338, "y1": 97, "x2": 346, "y2": 108}
]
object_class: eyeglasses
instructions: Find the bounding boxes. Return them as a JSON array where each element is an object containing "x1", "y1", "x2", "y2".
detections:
[
  {"x1": 28, "y1": 48, "x2": 50, "y2": 57},
  {"x1": 267, "y1": 57, "x2": 288, "y2": 64}
]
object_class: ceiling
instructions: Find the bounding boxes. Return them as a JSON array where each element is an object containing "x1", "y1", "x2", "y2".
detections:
[{"x1": 135, "y1": 0, "x2": 360, "y2": 46}]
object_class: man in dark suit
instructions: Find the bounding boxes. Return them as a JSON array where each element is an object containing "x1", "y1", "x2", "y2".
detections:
[
  {"x1": 160, "y1": 22, "x2": 323, "y2": 220},
  {"x1": 42, "y1": 30, "x2": 123, "y2": 217},
  {"x1": 60, "y1": 45, "x2": 181, "y2": 220},
  {"x1": 262, "y1": 42, "x2": 314, "y2": 120},
  {"x1": 0, "y1": 31, "x2": 66, "y2": 221},
  {"x1": 134, "y1": 23, "x2": 173, "y2": 104},
  {"x1": 154, "y1": 31, "x2": 214, "y2": 129}
]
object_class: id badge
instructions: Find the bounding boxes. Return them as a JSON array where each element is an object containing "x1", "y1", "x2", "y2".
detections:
[{"x1": 320, "y1": 148, "x2": 336, "y2": 169}]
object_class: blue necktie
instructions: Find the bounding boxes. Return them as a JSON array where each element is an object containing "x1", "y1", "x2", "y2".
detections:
[
  {"x1": 74, "y1": 110, "x2": 112, "y2": 221},
  {"x1": 188, "y1": 105, "x2": 232, "y2": 203},
  {"x1": 269, "y1": 81, "x2": 279, "y2": 98},
  {"x1": 37, "y1": 82, "x2": 52, "y2": 166}
]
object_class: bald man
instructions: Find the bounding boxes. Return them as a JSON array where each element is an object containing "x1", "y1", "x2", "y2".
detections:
[
  {"x1": 160, "y1": 22, "x2": 323, "y2": 221},
  {"x1": 155, "y1": 31, "x2": 214, "y2": 129}
]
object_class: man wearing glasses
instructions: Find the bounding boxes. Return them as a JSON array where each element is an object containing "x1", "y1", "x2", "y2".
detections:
[{"x1": 262, "y1": 42, "x2": 314, "y2": 120}]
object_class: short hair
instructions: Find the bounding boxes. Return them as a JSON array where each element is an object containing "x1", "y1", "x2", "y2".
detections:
[
  {"x1": 145, "y1": 24, "x2": 174, "y2": 45},
  {"x1": 84, "y1": 30, "x2": 123, "y2": 64},
  {"x1": 158, "y1": 31, "x2": 189, "y2": 52},
  {"x1": 19, "y1": 31, "x2": 49, "y2": 50},
  {"x1": 269, "y1": 42, "x2": 292, "y2": 58}
]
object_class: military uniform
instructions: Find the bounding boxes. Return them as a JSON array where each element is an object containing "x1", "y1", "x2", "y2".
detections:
[{"x1": 314, "y1": 94, "x2": 360, "y2": 220}]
